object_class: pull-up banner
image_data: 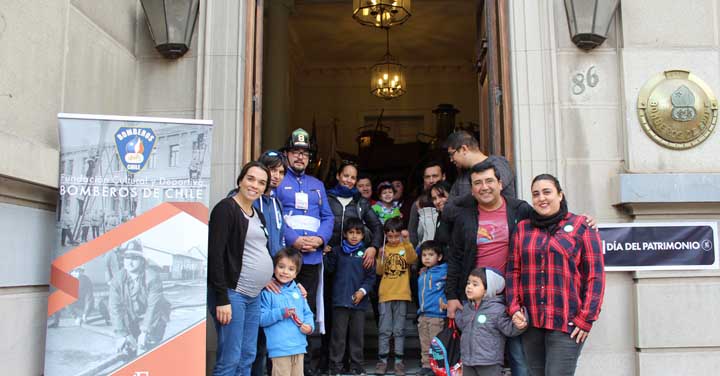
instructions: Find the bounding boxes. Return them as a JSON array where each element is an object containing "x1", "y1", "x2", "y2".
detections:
[
  {"x1": 600, "y1": 222, "x2": 719, "y2": 271},
  {"x1": 44, "y1": 114, "x2": 213, "y2": 376}
]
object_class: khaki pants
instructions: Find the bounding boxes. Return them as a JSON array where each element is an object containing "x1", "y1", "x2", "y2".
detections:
[
  {"x1": 272, "y1": 354, "x2": 304, "y2": 376},
  {"x1": 417, "y1": 316, "x2": 445, "y2": 368}
]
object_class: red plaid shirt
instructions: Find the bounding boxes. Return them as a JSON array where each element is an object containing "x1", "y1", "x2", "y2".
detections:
[{"x1": 506, "y1": 213, "x2": 605, "y2": 333}]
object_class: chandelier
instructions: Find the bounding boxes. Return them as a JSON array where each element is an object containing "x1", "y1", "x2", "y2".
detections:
[
  {"x1": 353, "y1": 0, "x2": 412, "y2": 28},
  {"x1": 370, "y1": 29, "x2": 407, "y2": 99}
]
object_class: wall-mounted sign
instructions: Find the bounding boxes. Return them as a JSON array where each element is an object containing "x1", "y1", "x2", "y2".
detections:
[
  {"x1": 600, "y1": 222, "x2": 718, "y2": 271},
  {"x1": 637, "y1": 70, "x2": 717, "y2": 149}
]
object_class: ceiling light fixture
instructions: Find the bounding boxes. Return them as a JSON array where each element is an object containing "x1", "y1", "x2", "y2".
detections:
[
  {"x1": 353, "y1": 0, "x2": 412, "y2": 28},
  {"x1": 370, "y1": 29, "x2": 407, "y2": 100}
]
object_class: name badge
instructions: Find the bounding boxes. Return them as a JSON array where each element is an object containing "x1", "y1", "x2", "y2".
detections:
[{"x1": 295, "y1": 192, "x2": 309, "y2": 210}]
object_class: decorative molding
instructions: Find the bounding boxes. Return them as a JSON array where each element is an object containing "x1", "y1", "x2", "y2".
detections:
[
  {"x1": 0, "y1": 176, "x2": 57, "y2": 211},
  {"x1": 298, "y1": 62, "x2": 475, "y2": 76}
]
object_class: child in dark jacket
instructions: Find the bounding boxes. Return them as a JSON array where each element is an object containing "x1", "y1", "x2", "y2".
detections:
[
  {"x1": 416, "y1": 241, "x2": 448, "y2": 376},
  {"x1": 456, "y1": 267, "x2": 526, "y2": 376},
  {"x1": 260, "y1": 248, "x2": 315, "y2": 376},
  {"x1": 325, "y1": 218, "x2": 376, "y2": 375}
]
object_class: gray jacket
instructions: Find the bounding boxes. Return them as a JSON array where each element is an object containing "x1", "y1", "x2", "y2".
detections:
[{"x1": 455, "y1": 269, "x2": 523, "y2": 366}]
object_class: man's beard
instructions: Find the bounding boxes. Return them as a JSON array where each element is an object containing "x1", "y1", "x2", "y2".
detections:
[{"x1": 291, "y1": 164, "x2": 305, "y2": 174}]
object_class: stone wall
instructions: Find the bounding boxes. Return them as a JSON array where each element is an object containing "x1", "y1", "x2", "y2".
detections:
[
  {"x1": 509, "y1": 1, "x2": 720, "y2": 375},
  {"x1": 0, "y1": 1, "x2": 252, "y2": 374}
]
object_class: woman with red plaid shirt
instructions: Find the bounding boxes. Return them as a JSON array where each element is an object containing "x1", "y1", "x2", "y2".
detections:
[{"x1": 506, "y1": 174, "x2": 605, "y2": 376}]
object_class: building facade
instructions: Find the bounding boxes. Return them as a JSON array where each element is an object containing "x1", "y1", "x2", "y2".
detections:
[{"x1": 1, "y1": 1, "x2": 719, "y2": 375}]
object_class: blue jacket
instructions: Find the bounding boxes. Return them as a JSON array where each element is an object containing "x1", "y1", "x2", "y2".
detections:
[
  {"x1": 253, "y1": 192, "x2": 285, "y2": 257},
  {"x1": 326, "y1": 246, "x2": 376, "y2": 310},
  {"x1": 276, "y1": 169, "x2": 335, "y2": 264},
  {"x1": 260, "y1": 281, "x2": 315, "y2": 358},
  {"x1": 417, "y1": 263, "x2": 448, "y2": 318}
]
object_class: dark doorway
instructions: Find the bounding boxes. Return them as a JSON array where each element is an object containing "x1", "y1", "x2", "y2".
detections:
[{"x1": 247, "y1": 0, "x2": 513, "y2": 373}]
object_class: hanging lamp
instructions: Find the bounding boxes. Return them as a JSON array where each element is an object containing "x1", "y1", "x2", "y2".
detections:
[
  {"x1": 370, "y1": 29, "x2": 407, "y2": 100},
  {"x1": 352, "y1": 0, "x2": 412, "y2": 28}
]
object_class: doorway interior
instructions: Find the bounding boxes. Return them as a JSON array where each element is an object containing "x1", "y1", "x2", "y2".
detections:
[
  {"x1": 244, "y1": 0, "x2": 513, "y2": 372},
  {"x1": 246, "y1": 0, "x2": 512, "y2": 191}
]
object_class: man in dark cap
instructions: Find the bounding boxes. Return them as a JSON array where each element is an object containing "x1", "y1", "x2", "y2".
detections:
[{"x1": 276, "y1": 128, "x2": 334, "y2": 375}]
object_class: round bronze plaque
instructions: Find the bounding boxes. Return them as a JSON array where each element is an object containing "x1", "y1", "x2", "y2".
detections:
[{"x1": 637, "y1": 70, "x2": 717, "y2": 149}]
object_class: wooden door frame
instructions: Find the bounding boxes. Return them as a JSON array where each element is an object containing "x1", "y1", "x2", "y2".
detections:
[
  {"x1": 242, "y1": 0, "x2": 265, "y2": 162},
  {"x1": 477, "y1": 0, "x2": 514, "y2": 163}
]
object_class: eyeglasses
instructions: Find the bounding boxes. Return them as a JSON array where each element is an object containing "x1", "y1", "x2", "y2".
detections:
[
  {"x1": 288, "y1": 149, "x2": 311, "y2": 158},
  {"x1": 448, "y1": 148, "x2": 460, "y2": 159}
]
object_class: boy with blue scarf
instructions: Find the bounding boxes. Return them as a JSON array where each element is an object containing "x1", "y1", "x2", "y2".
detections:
[{"x1": 325, "y1": 218, "x2": 376, "y2": 375}]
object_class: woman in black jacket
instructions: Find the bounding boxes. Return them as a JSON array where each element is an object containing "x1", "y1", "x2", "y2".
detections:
[
  {"x1": 327, "y1": 162, "x2": 383, "y2": 254},
  {"x1": 208, "y1": 161, "x2": 273, "y2": 376},
  {"x1": 318, "y1": 161, "x2": 383, "y2": 372}
]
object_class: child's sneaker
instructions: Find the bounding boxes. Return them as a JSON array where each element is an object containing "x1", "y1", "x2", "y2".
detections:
[
  {"x1": 374, "y1": 361, "x2": 387, "y2": 375},
  {"x1": 393, "y1": 361, "x2": 405, "y2": 376}
]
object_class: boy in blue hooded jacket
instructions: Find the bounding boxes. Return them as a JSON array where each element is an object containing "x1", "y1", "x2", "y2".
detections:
[
  {"x1": 260, "y1": 248, "x2": 314, "y2": 376},
  {"x1": 416, "y1": 240, "x2": 448, "y2": 375},
  {"x1": 325, "y1": 218, "x2": 376, "y2": 375}
]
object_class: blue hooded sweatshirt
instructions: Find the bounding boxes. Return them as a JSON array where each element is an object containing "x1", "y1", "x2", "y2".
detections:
[
  {"x1": 259, "y1": 280, "x2": 315, "y2": 358},
  {"x1": 254, "y1": 193, "x2": 285, "y2": 256},
  {"x1": 417, "y1": 263, "x2": 448, "y2": 318}
]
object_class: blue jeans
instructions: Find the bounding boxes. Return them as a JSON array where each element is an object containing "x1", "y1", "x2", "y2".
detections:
[
  {"x1": 507, "y1": 335, "x2": 529, "y2": 376},
  {"x1": 209, "y1": 289, "x2": 261, "y2": 376}
]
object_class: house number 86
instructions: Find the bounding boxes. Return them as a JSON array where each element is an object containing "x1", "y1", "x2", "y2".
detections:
[{"x1": 572, "y1": 66, "x2": 599, "y2": 95}]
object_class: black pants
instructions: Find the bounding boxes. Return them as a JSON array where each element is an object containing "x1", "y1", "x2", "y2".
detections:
[
  {"x1": 92, "y1": 225, "x2": 100, "y2": 238},
  {"x1": 61, "y1": 228, "x2": 75, "y2": 246},
  {"x1": 329, "y1": 307, "x2": 365, "y2": 370},
  {"x1": 296, "y1": 263, "x2": 320, "y2": 370},
  {"x1": 318, "y1": 268, "x2": 335, "y2": 371},
  {"x1": 522, "y1": 326, "x2": 585, "y2": 376}
]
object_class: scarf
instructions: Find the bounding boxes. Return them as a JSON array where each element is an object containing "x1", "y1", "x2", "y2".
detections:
[
  {"x1": 341, "y1": 239, "x2": 365, "y2": 255},
  {"x1": 328, "y1": 184, "x2": 359, "y2": 198},
  {"x1": 530, "y1": 199, "x2": 568, "y2": 234}
]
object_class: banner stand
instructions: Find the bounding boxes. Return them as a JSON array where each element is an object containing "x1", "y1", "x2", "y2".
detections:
[{"x1": 44, "y1": 114, "x2": 213, "y2": 376}]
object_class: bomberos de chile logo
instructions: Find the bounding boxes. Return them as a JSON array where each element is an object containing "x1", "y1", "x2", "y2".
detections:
[{"x1": 115, "y1": 126, "x2": 157, "y2": 173}]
